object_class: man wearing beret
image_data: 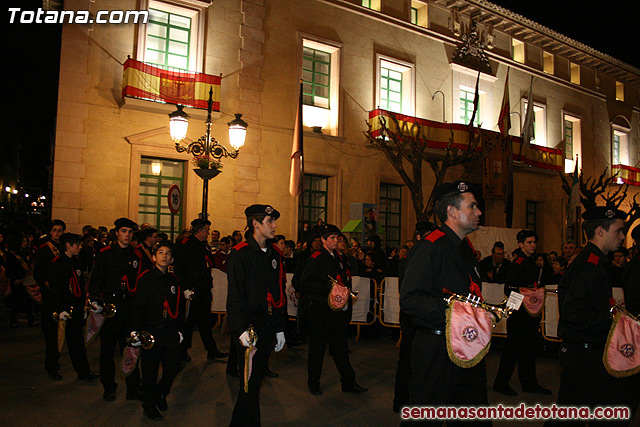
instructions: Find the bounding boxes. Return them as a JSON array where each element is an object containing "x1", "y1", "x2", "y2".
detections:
[
  {"x1": 301, "y1": 223, "x2": 367, "y2": 396},
  {"x1": 546, "y1": 207, "x2": 629, "y2": 426},
  {"x1": 400, "y1": 181, "x2": 490, "y2": 424},
  {"x1": 89, "y1": 217, "x2": 142, "y2": 401},
  {"x1": 174, "y1": 218, "x2": 227, "y2": 362},
  {"x1": 227, "y1": 204, "x2": 287, "y2": 426}
]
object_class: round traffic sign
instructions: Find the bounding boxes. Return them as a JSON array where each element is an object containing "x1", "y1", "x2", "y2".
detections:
[{"x1": 167, "y1": 184, "x2": 182, "y2": 214}]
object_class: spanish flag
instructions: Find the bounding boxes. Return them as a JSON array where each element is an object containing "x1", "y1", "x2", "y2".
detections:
[{"x1": 122, "y1": 58, "x2": 220, "y2": 110}]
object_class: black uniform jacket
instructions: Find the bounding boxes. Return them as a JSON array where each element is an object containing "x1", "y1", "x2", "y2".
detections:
[
  {"x1": 400, "y1": 224, "x2": 483, "y2": 330},
  {"x1": 34, "y1": 239, "x2": 62, "y2": 304},
  {"x1": 89, "y1": 243, "x2": 140, "y2": 307},
  {"x1": 300, "y1": 247, "x2": 353, "y2": 306},
  {"x1": 133, "y1": 243, "x2": 155, "y2": 278},
  {"x1": 558, "y1": 242, "x2": 613, "y2": 345},
  {"x1": 623, "y1": 256, "x2": 640, "y2": 317},
  {"x1": 479, "y1": 256, "x2": 510, "y2": 284},
  {"x1": 48, "y1": 254, "x2": 86, "y2": 317},
  {"x1": 174, "y1": 235, "x2": 212, "y2": 294},
  {"x1": 133, "y1": 267, "x2": 184, "y2": 343},
  {"x1": 504, "y1": 252, "x2": 538, "y2": 296},
  {"x1": 226, "y1": 236, "x2": 286, "y2": 339}
]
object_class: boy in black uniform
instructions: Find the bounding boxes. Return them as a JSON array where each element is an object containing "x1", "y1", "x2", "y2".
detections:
[
  {"x1": 227, "y1": 204, "x2": 287, "y2": 426},
  {"x1": 493, "y1": 229, "x2": 551, "y2": 396},
  {"x1": 302, "y1": 224, "x2": 367, "y2": 396},
  {"x1": 134, "y1": 227, "x2": 158, "y2": 275},
  {"x1": 174, "y1": 218, "x2": 227, "y2": 361},
  {"x1": 89, "y1": 217, "x2": 142, "y2": 401},
  {"x1": 546, "y1": 207, "x2": 629, "y2": 426},
  {"x1": 48, "y1": 233, "x2": 97, "y2": 382},
  {"x1": 34, "y1": 219, "x2": 65, "y2": 380},
  {"x1": 133, "y1": 241, "x2": 184, "y2": 421},
  {"x1": 400, "y1": 181, "x2": 490, "y2": 425}
]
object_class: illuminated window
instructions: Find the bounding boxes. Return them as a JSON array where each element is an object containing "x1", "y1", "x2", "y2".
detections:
[
  {"x1": 361, "y1": 0, "x2": 380, "y2": 11},
  {"x1": 137, "y1": 0, "x2": 205, "y2": 72},
  {"x1": 410, "y1": 1, "x2": 428, "y2": 27},
  {"x1": 543, "y1": 51, "x2": 554, "y2": 74},
  {"x1": 512, "y1": 39, "x2": 525, "y2": 63},
  {"x1": 616, "y1": 82, "x2": 625, "y2": 102},
  {"x1": 376, "y1": 55, "x2": 415, "y2": 115},
  {"x1": 570, "y1": 62, "x2": 580, "y2": 85},
  {"x1": 460, "y1": 87, "x2": 479, "y2": 127},
  {"x1": 563, "y1": 113, "x2": 582, "y2": 173},
  {"x1": 301, "y1": 38, "x2": 341, "y2": 135},
  {"x1": 613, "y1": 130, "x2": 629, "y2": 166},
  {"x1": 523, "y1": 101, "x2": 547, "y2": 147}
]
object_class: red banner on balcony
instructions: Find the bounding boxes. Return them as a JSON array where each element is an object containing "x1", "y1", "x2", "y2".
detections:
[
  {"x1": 367, "y1": 109, "x2": 562, "y2": 172},
  {"x1": 121, "y1": 58, "x2": 220, "y2": 110},
  {"x1": 612, "y1": 164, "x2": 640, "y2": 186}
]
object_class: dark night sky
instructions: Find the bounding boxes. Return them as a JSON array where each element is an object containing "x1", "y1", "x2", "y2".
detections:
[{"x1": 1, "y1": 1, "x2": 639, "y2": 193}]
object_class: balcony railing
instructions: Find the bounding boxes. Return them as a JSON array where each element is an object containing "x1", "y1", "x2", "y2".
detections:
[
  {"x1": 368, "y1": 109, "x2": 563, "y2": 172},
  {"x1": 121, "y1": 57, "x2": 220, "y2": 110}
]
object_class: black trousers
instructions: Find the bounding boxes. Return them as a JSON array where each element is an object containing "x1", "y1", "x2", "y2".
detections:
[
  {"x1": 544, "y1": 343, "x2": 631, "y2": 426},
  {"x1": 140, "y1": 328, "x2": 181, "y2": 410},
  {"x1": 405, "y1": 330, "x2": 491, "y2": 426},
  {"x1": 42, "y1": 306, "x2": 60, "y2": 375},
  {"x1": 393, "y1": 310, "x2": 416, "y2": 411},
  {"x1": 181, "y1": 296, "x2": 219, "y2": 354},
  {"x1": 230, "y1": 325, "x2": 275, "y2": 427},
  {"x1": 64, "y1": 318, "x2": 91, "y2": 376},
  {"x1": 494, "y1": 309, "x2": 540, "y2": 389},
  {"x1": 99, "y1": 310, "x2": 140, "y2": 394},
  {"x1": 307, "y1": 300, "x2": 356, "y2": 388},
  {"x1": 227, "y1": 336, "x2": 238, "y2": 373},
  {"x1": 8, "y1": 281, "x2": 34, "y2": 324}
]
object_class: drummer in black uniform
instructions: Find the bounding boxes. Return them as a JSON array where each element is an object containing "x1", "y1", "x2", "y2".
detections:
[
  {"x1": 89, "y1": 217, "x2": 141, "y2": 401},
  {"x1": 133, "y1": 241, "x2": 184, "y2": 421},
  {"x1": 302, "y1": 224, "x2": 367, "y2": 396},
  {"x1": 493, "y1": 229, "x2": 551, "y2": 396},
  {"x1": 546, "y1": 206, "x2": 629, "y2": 426},
  {"x1": 48, "y1": 233, "x2": 98, "y2": 382},
  {"x1": 400, "y1": 181, "x2": 490, "y2": 423},
  {"x1": 227, "y1": 204, "x2": 287, "y2": 426},
  {"x1": 34, "y1": 219, "x2": 65, "y2": 380}
]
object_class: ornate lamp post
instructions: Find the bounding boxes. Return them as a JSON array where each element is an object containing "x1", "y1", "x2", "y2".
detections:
[{"x1": 169, "y1": 87, "x2": 248, "y2": 219}]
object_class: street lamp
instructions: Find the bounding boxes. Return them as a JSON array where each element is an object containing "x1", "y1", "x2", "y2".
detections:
[{"x1": 169, "y1": 86, "x2": 248, "y2": 219}]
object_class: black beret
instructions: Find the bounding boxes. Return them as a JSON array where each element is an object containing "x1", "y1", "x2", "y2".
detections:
[
  {"x1": 114, "y1": 217, "x2": 137, "y2": 230},
  {"x1": 432, "y1": 181, "x2": 480, "y2": 203},
  {"x1": 244, "y1": 204, "x2": 280, "y2": 220},
  {"x1": 318, "y1": 224, "x2": 341, "y2": 238},
  {"x1": 582, "y1": 206, "x2": 626, "y2": 222},
  {"x1": 190, "y1": 218, "x2": 211, "y2": 228}
]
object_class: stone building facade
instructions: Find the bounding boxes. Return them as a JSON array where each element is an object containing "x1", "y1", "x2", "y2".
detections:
[{"x1": 52, "y1": 0, "x2": 640, "y2": 252}]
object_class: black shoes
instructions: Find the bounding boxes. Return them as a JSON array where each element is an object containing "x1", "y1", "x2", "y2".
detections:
[
  {"x1": 103, "y1": 390, "x2": 116, "y2": 401},
  {"x1": 342, "y1": 383, "x2": 368, "y2": 394},
  {"x1": 265, "y1": 368, "x2": 279, "y2": 378},
  {"x1": 493, "y1": 384, "x2": 518, "y2": 396},
  {"x1": 143, "y1": 407, "x2": 163, "y2": 421},
  {"x1": 48, "y1": 371, "x2": 63, "y2": 381},
  {"x1": 157, "y1": 394, "x2": 168, "y2": 411},
  {"x1": 126, "y1": 390, "x2": 143, "y2": 401},
  {"x1": 523, "y1": 384, "x2": 552, "y2": 395},
  {"x1": 78, "y1": 372, "x2": 99, "y2": 382},
  {"x1": 308, "y1": 384, "x2": 322, "y2": 395},
  {"x1": 207, "y1": 351, "x2": 229, "y2": 360}
]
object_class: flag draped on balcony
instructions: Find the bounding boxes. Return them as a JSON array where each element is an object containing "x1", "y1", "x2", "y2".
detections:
[
  {"x1": 289, "y1": 82, "x2": 304, "y2": 197},
  {"x1": 121, "y1": 58, "x2": 221, "y2": 110}
]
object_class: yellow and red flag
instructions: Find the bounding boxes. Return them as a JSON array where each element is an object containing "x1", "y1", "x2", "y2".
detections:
[{"x1": 122, "y1": 58, "x2": 220, "y2": 110}]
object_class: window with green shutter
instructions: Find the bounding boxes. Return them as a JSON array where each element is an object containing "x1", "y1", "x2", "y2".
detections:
[
  {"x1": 564, "y1": 119, "x2": 574, "y2": 159},
  {"x1": 302, "y1": 47, "x2": 331, "y2": 109},
  {"x1": 300, "y1": 175, "x2": 328, "y2": 227},
  {"x1": 145, "y1": 8, "x2": 191, "y2": 70},
  {"x1": 460, "y1": 88, "x2": 479, "y2": 126},
  {"x1": 380, "y1": 67, "x2": 403, "y2": 113},
  {"x1": 613, "y1": 134, "x2": 620, "y2": 165},
  {"x1": 380, "y1": 183, "x2": 402, "y2": 249},
  {"x1": 138, "y1": 158, "x2": 184, "y2": 234}
]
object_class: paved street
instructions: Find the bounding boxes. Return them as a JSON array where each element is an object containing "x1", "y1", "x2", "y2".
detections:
[{"x1": 0, "y1": 310, "x2": 633, "y2": 426}]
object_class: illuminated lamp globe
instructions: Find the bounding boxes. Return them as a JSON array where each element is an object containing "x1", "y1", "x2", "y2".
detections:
[
  {"x1": 169, "y1": 105, "x2": 190, "y2": 142},
  {"x1": 227, "y1": 114, "x2": 248, "y2": 151}
]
